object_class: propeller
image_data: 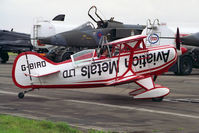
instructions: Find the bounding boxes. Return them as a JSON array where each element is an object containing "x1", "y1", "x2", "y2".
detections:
[
  {"x1": 175, "y1": 28, "x2": 188, "y2": 55},
  {"x1": 175, "y1": 27, "x2": 180, "y2": 50},
  {"x1": 153, "y1": 28, "x2": 185, "y2": 82}
]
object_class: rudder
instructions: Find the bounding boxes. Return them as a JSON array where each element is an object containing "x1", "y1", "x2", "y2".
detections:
[{"x1": 12, "y1": 52, "x2": 59, "y2": 89}]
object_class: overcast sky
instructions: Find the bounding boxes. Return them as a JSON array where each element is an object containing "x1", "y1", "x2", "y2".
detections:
[{"x1": 1, "y1": 0, "x2": 199, "y2": 34}]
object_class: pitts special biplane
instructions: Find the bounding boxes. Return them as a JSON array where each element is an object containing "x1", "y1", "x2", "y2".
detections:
[{"x1": 12, "y1": 29, "x2": 185, "y2": 102}]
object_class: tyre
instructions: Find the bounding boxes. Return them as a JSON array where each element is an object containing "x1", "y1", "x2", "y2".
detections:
[
  {"x1": 179, "y1": 56, "x2": 192, "y2": 75},
  {"x1": 18, "y1": 92, "x2": 24, "y2": 99},
  {"x1": 0, "y1": 51, "x2": 9, "y2": 63},
  {"x1": 152, "y1": 97, "x2": 164, "y2": 102},
  {"x1": 61, "y1": 52, "x2": 72, "y2": 61},
  {"x1": 192, "y1": 48, "x2": 199, "y2": 68}
]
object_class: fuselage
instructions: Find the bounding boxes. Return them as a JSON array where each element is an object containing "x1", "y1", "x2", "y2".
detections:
[{"x1": 12, "y1": 44, "x2": 177, "y2": 89}]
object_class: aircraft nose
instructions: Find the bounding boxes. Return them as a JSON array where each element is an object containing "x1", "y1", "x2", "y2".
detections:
[{"x1": 39, "y1": 34, "x2": 67, "y2": 46}]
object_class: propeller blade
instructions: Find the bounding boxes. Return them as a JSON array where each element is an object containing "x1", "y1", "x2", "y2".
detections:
[
  {"x1": 176, "y1": 27, "x2": 180, "y2": 50},
  {"x1": 175, "y1": 28, "x2": 188, "y2": 55}
]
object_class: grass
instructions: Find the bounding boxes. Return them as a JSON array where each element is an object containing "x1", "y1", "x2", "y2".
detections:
[
  {"x1": 0, "y1": 115, "x2": 110, "y2": 133},
  {"x1": 8, "y1": 52, "x2": 18, "y2": 56}
]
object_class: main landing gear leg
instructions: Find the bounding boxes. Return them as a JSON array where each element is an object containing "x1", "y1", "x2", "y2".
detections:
[{"x1": 18, "y1": 88, "x2": 36, "y2": 99}]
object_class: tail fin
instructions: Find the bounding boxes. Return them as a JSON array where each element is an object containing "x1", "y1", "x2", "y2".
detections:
[
  {"x1": 12, "y1": 52, "x2": 60, "y2": 88},
  {"x1": 52, "y1": 14, "x2": 65, "y2": 21}
]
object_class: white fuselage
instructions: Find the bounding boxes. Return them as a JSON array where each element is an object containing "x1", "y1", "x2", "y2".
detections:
[{"x1": 13, "y1": 45, "x2": 176, "y2": 88}]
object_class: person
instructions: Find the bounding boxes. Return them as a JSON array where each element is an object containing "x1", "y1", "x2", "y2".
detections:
[{"x1": 100, "y1": 47, "x2": 109, "y2": 58}]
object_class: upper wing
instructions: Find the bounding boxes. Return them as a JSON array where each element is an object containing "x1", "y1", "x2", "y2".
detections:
[{"x1": 105, "y1": 35, "x2": 146, "y2": 47}]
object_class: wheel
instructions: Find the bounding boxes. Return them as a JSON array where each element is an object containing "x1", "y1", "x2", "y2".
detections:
[
  {"x1": 1, "y1": 60, "x2": 7, "y2": 63},
  {"x1": 179, "y1": 56, "x2": 192, "y2": 75},
  {"x1": 61, "y1": 52, "x2": 72, "y2": 61},
  {"x1": 192, "y1": 48, "x2": 199, "y2": 68},
  {"x1": 152, "y1": 97, "x2": 164, "y2": 102},
  {"x1": 0, "y1": 51, "x2": 9, "y2": 63},
  {"x1": 18, "y1": 92, "x2": 24, "y2": 99}
]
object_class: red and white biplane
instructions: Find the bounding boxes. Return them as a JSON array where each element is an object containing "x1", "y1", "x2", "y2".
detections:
[{"x1": 12, "y1": 30, "x2": 184, "y2": 101}]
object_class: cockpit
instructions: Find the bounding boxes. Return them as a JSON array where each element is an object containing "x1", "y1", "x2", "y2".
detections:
[
  {"x1": 71, "y1": 49, "x2": 95, "y2": 67},
  {"x1": 74, "y1": 21, "x2": 95, "y2": 31}
]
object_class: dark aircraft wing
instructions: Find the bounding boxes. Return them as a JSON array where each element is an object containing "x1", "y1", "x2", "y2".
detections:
[
  {"x1": 0, "y1": 40, "x2": 31, "y2": 47},
  {"x1": 181, "y1": 32, "x2": 199, "y2": 47},
  {"x1": 0, "y1": 30, "x2": 31, "y2": 47}
]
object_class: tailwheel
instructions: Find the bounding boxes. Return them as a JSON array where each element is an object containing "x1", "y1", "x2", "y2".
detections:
[
  {"x1": 18, "y1": 92, "x2": 25, "y2": 99},
  {"x1": 18, "y1": 88, "x2": 36, "y2": 99},
  {"x1": 152, "y1": 97, "x2": 164, "y2": 102}
]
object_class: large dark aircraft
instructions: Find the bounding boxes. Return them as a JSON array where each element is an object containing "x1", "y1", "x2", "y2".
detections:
[
  {"x1": 0, "y1": 30, "x2": 32, "y2": 63},
  {"x1": 38, "y1": 6, "x2": 146, "y2": 62}
]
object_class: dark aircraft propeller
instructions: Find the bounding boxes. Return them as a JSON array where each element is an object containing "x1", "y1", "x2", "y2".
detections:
[
  {"x1": 175, "y1": 28, "x2": 188, "y2": 55},
  {"x1": 176, "y1": 27, "x2": 181, "y2": 50}
]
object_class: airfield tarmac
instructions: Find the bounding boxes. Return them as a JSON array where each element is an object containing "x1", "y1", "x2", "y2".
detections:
[{"x1": 0, "y1": 55, "x2": 199, "y2": 133}]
